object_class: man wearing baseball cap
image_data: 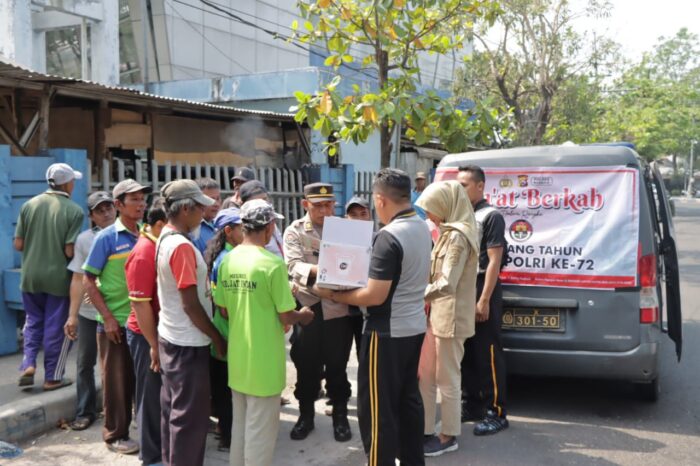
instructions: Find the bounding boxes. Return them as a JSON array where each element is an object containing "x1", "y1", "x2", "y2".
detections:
[
  {"x1": 214, "y1": 199, "x2": 313, "y2": 466},
  {"x1": 65, "y1": 191, "x2": 116, "y2": 431},
  {"x1": 284, "y1": 183, "x2": 354, "y2": 443},
  {"x1": 156, "y1": 179, "x2": 226, "y2": 466},
  {"x1": 344, "y1": 196, "x2": 373, "y2": 361},
  {"x1": 205, "y1": 207, "x2": 243, "y2": 452},
  {"x1": 238, "y1": 180, "x2": 285, "y2": 258},
  {"x1": 14, "y1": 162, "x2": 84, "y2": 391},
  {"x1": 226, "y1": 167, "x2": 257, "y2": 208},
  {"x1": 411, "y1": 171, "x2": 428, "y2": 220},
  {"x1": 82, "y1": 178, "x2": 151, "y2": 455}
]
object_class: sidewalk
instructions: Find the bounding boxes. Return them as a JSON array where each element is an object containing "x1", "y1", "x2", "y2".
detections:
[
  {"x1": 0, "y1": 348, "x2": 97, "y2": 445},
  {"x1": 1, "y1": 343, "x2": 366, "y2": 465}
]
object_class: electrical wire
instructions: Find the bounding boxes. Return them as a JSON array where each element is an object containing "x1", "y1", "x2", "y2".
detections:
[
  {"x1": 168, "y1": 0, "x2": 457, "y2": 84},
  {"x1": 166, "y1": 0, "x2": 254, "y2": 74}
]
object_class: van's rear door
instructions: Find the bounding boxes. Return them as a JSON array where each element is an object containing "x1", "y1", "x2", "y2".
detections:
[{"x1": 649, "y1": 163, "x2": 682, "y2": 360}]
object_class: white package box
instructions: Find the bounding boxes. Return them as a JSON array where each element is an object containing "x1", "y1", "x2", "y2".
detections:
[{"x1": 317, "y1": 217, "x2": 374, "y2": 289}]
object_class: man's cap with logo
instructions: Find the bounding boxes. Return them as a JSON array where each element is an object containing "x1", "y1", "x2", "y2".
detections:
[
  {"x1": 415, "y1": 172, "x2": 427, "y2": 180},
  {"x1": 213, "y1": 207, "x2": 242, "y2": 230},
  {"x1": 239, "y1": 180, "x2": 268, "y2": 203},
  {"x1": 240, "y1": 199, "x2": 284, "y2": 227},
  {"x1": 113, "y1": 179, "x2": 153, "y2": 199},
  {"x1": 345, "y1": 196, "x2": 370, "y2": 213},
  {"x1": 160, "y1": 179, "x2": 215, "y2": 206},
  {"x1": 232, "y1": 167, "x2": 256, "y2": 183},
  {"x1": 87, "y1": 191, "x2": 114, "y2": 211},
  {"x1": 46, "y1": 163, "x2": 82, "y2": 186},
  {"x1": 303, "y1": 182, "x2": 335, "y2": 203}
]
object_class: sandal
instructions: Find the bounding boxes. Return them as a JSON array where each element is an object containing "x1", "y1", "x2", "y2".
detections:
[
  {"x1": 70, "y1": 416, "x2": 93, "y2": 431},
  {"x1": 43, "y1": 378, "x2": 73, "y2": 391},
  {"x1": 18, "y1": 368, "x2": 35, "y2": 387}
]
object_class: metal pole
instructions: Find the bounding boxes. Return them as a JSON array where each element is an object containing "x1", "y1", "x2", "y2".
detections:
[
  {"x1": 688, "y1": 140, "x2": 696, "y2": 197},
  {"x1": 141, "y1": 0, "x2": 150, "y2": 92},
  {"x1": 80, "y1": 18, "x2": 89, "y2": 80}
]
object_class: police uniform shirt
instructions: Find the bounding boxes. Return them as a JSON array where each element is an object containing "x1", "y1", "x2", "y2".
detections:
[
  {"x1": 475, "y1": 199, "x2": 507, "y2": 272},
  {"x1": 283, "y1": 214, "x2": 348, "y2": 320}
]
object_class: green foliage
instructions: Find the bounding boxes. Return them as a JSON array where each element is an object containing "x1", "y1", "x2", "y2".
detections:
[
  {"x1": 595, "y1": 29, "x2": 700, "y2": 159},
  {"x1": 455, "y1": 0, "x2": 615, "y2": 146},
  {"x1": 290, "y1": 0, "x2": 508, "y2": 166}
]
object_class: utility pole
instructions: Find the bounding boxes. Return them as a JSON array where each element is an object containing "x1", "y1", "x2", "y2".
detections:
[
  {"x1": 688, "y1": 139, "x2": 697, "y2": 197},
  {"x1": 141, "y1": 0, "x2": 150, "y2": 93}
]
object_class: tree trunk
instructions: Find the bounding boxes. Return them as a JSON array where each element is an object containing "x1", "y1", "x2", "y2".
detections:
[{"x1": 377, "y1": 50, "x2": 393, "y2": 168}]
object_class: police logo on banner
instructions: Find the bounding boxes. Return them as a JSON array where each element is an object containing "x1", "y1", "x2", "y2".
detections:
[{"x1": 510, "y1": 219, "x2": 533, "y2": 242}]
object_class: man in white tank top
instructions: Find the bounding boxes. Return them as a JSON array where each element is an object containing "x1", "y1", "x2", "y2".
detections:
[{"x1": 157, "y1": 179, "x2": 226, "y2": 466}]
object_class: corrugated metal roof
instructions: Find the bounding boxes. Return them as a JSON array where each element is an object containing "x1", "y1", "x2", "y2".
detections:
[{"x1": 0, "y1": 60, "x2": 295, "y2": 122}]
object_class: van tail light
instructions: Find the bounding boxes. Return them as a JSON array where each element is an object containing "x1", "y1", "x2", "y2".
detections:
[{"x1": 638, "y1": 250, "x2": 659, "y2": 324}]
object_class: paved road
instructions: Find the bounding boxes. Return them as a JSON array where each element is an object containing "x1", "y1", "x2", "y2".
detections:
[{"x1": 6, "y1": 202, "x2": 700, "y2": 466}]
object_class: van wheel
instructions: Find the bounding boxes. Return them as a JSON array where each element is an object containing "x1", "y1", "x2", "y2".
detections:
[{"x1": 634, "y1": 377, "x2": 660, "y2": 402}]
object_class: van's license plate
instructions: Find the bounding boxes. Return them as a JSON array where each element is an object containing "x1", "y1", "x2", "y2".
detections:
[{"x1": 502, "y1": 309, "x2": 563, "y2": 331}]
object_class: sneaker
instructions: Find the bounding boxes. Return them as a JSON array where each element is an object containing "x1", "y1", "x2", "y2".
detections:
[
  {"x1": 106, "y1": 438, "x2": 139, "y2": 454},
  {"x1": 424, "y1": 435, "x2": 458, "y2": 457},
  {"x1": 473, "y1": 411, "x2": 509, "y2": 436}
]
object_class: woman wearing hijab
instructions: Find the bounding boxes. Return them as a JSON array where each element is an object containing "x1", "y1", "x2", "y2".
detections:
[{"x1": 415, "y1": 180, "x2": 479, "y2": 457}]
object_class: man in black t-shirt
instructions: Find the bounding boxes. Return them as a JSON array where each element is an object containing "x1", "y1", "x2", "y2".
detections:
[
  {"x1": 315, "y1": 169, "x2": 431, "y2": 466},
  {"x1": 457, "y1": 165, "x2": 509, "y2": 436}
]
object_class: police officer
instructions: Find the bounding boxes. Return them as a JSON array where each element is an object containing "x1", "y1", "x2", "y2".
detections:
[
  {"x1": 457, "y1": 165, "x2": 509, "y2": 436},
  {"x1": 284, "y1": 183, "x2": 353, "y2": 442}
]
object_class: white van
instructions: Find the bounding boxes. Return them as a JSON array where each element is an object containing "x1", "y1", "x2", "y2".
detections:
[{"x1": 435, "y1": 144, "x2": 682, "y2": 401}]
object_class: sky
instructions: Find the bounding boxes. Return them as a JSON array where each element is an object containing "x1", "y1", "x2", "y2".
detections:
[{"x1": 575, "y1": 0, "x2": 700, "y2": 60}]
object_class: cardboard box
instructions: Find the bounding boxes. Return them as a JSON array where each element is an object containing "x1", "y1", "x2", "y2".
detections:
[{"x1": 317, "y1": 217, "x2": 374, "y2": 290}]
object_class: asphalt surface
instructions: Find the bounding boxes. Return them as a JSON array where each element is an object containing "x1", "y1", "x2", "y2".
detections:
[{"x1": 5, "y1": 201, "x2": 700, "y2": 466}]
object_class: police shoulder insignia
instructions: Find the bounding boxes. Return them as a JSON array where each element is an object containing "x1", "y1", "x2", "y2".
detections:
[{"x1": 304, "y1": 222, "x2": 313, "y2": 231}]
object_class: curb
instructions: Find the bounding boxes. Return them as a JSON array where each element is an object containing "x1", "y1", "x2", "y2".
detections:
[{"x1": 0, "y1": 383, "x2": 102, "y2": 444}]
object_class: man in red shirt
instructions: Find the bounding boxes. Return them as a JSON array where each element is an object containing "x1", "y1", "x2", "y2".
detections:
[{"x1": 125, "y1": 198, "x2": 167, "y2": 466}]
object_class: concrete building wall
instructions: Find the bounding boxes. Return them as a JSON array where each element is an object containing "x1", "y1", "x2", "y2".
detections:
[{"x1": 0, "y1": 0, "x2": 119, "y2": 85}]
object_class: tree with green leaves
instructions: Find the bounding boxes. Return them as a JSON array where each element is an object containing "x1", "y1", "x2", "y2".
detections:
[
  {"x1": 455, "y1": 0, "x2": 614, "y2": 146},
  {"x1": 290, "y1": 0, "x2": 506, "y2": 168},
  {"x1": 596, "y1": 28, "x2": 700, "y2": 161}
]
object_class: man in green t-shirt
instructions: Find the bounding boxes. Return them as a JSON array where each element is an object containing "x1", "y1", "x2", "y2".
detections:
[
  {"x1": 14, "y1": 163, "x2": 84, "y2": 390},
  {"x1": 214, "y1": 199, "x2": 314, "y2": 466}
]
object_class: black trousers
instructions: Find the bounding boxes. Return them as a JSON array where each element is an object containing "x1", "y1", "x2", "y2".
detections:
[
  {"x1": 358, "y1": 331, "x2": 425, "y2": 466},
  {"x1": 126, "y1": 329, "x2": 162, "y2": 465},
  {"x1": 461, "y1": 275, "x2": 508, "y2": 417},
  {"x1": 349, "y1": 311, "x2": 364, "y2": 361},
  {"x1": 209, "y1": 356, "x2": 232, "y2": 442},
  {"x1": 290, "y1": 303, "x2": 353, "y2": 411}
]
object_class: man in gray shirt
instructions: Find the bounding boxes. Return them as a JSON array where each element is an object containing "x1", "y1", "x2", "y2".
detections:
[
  {"x1": 315, "y1": 168, "x2": 431, "y2": 466},
  {"x1": 64, "y1": 191, "x2": 116, "y2": 430}
]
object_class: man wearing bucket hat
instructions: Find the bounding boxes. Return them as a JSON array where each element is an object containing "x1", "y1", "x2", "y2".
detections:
[
  {"x1": 156, "y1": 179, "x2": 226, "y2": 466},
  {"x1": 83, "y1": 178, "x2": 151, "y2": 455},
  {"x1": 14, "y1": 163, "x2": 84, "y2": 391}
]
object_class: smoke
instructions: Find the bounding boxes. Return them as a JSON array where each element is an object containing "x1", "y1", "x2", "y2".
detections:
[{"x1": 220, "y1": 119, "x2": 270, "y2": 157}]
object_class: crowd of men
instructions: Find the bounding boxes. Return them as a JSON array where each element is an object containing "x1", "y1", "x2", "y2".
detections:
[{"x1": 13, "y1": 161, "x2": 509, "y2": 466}]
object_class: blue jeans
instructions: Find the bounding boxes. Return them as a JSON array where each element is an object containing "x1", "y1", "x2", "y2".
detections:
[{"x1": 75, "y1": 315, "x2": 98, "y2": 420}]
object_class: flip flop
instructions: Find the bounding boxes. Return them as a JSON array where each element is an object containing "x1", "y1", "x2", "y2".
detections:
[
  {"x1": 18, "y1": 372, "x2": 34, "y2": 387},
  {"x1": 69, "y1": 417, "x2": 93, "y2": 431},
  {"x1": 43, "y1": 378, "x2": 73, "y2": 392}
]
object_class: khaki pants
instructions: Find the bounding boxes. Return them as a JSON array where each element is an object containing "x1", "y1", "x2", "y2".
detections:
[
  {"x1": 230, "y1": 389, "x2": 281, "y2": 466},
  {"x1": 418, "y1": 325, "x2": 465, "y2": 437}
]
